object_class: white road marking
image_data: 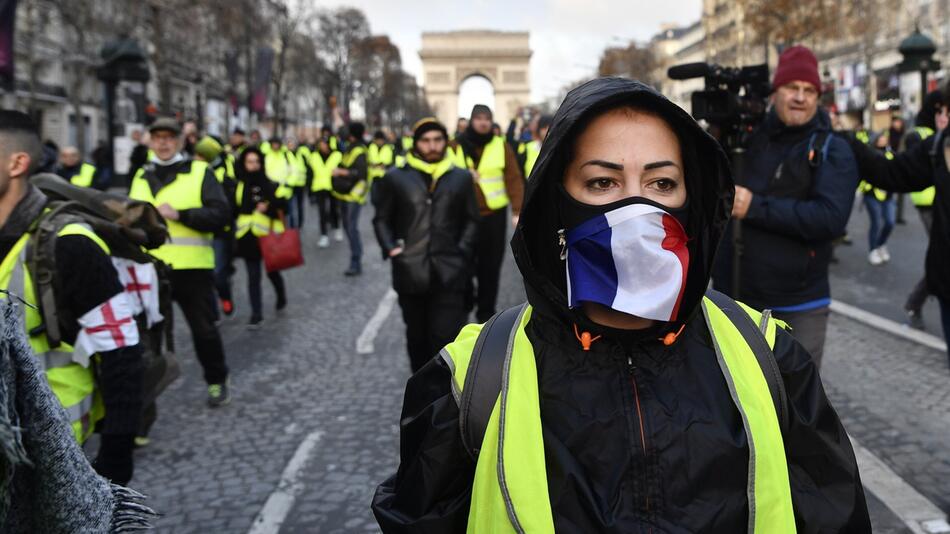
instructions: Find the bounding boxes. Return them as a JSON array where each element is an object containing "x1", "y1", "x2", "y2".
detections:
[
  {"x1": 831, "y1": 299, "x2": 947, "y2": 352},
  {"x1": 356, "y1": 288, "x2": 398, "y2": 354},
  {"x1": 247, "y1": 431, "x2": 323, "y2": 534},
  {"x1": 850, "y1": 437, "x2": 950, "y2": 533}
]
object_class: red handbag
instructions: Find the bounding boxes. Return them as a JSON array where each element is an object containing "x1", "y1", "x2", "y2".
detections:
[{"x1": 258, "y1": 212, "x2": 304, "y2": 273}]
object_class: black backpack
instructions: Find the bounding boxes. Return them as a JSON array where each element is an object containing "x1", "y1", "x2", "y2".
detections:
[
  {"x1": 457, "y1": 290, "x2": 790, "y2": 460},
  {"x1": 28, "y1": 174, "x2": 179, "y2": 406}
]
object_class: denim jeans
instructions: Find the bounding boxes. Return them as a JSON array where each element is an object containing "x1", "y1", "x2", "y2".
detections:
[
  {"x1": 342, "y1": 201, "x2": 363, "y2": 270},
  {"x1": 287, "y1": 188, "x2": 305, "y2": 229},
  {"x1": 863, "y1": 194, "x2": 896, "y2": 251},
  {"x1": 212, "y1": 235, "x2": 233, "y2": 301},
  {"x1": 244, "y1": 257, "x2": 285, "y2": 320}
]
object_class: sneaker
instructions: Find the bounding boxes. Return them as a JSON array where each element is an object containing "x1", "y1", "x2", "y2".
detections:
[
  {"x1": 868, "y1": 248, "x2": 883, "y2": 266},
  {"x1": 133, "y1": 436, "x2": 150, "y2": 448},
  {"x1": 344, "y1": 266, "x2": 362, "y2": 277},
  {"x1": 907, "y1": 310, "x2": 926, "y2": 330},
  {"x1": 221, "y1": 299, "x2": 234, "y2": 316},
  {"x1": 333, "y1": 228, "x2": 344, "y2": 242},
  {"x1": 879, "y1": 245, "x2": 891, "y2": 262},
  {"x1": 207, "y1": 379, "x2": 231, "y2": 407},
  {"x1": 247, "y1": 316, "x2": 263, "y2": 330},
  {"x1": 318, "y1": 235, "x2": 330, "y2": 248}
]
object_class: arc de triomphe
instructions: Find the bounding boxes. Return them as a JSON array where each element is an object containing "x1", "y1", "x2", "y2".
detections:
[{"x1": 419, "y1": 30, "x2": 532, "y2": 130}]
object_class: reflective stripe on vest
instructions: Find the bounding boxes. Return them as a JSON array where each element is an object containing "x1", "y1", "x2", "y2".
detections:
[
  {"x1": 0, "y1": 225, "x2": 107, "y2": 443},
  {"x1": 462, "y1": 136, "x2": 510, "y2": 210},
  {"x1": 440, "y1": 298, "x2": 795, "y2": 534},
  {"x1": 333, "y1": 146, "x2": 369, "y2": 204},
  {"x1": 70, "y1": 163, "x2": 96, "y2": 188},
  {"x1": 911, "y1": 126, "x2": 936, "y2": 207},
  {"x1": 311, "y1": 151, "x2": 342, "y2": 192},
  {"x1": 129, "y1": 161, "x2": 215, "y2": 270},
  {"x1": 233, "y1": 181, "x2": 286, "y2": 238}
]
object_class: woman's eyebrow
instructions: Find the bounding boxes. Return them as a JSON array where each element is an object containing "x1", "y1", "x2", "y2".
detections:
[
  {"x1": 643, "y1": 160, "x2": 678, "y2": 171},
  {"x1": 580, "y1": 159, "x2": 624, "y2": 171}
]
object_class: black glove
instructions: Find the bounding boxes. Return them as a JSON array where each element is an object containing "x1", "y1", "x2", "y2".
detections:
[{"x1": 93, "y1": 433, "x2": 135, "y2": 485}]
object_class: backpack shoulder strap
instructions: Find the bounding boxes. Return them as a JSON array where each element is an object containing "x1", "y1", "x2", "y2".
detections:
[
  {"x1": 705, "y1": 289, "x2": 790, "y2": 433},
  {"x1": 459, "y1": 303, "x2": 526, "y2": 460},
  {"x1": 807, "y1": 130, "x2": 833, "y2": 169}
]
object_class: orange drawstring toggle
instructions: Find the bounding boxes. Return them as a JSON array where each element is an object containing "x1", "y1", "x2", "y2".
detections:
[
  {"x1": 573, "y1": 324, "x2": 602, "y2": 351},
  {"x1": 661, "y1": 324, "x2": 687, "y2": 346}
]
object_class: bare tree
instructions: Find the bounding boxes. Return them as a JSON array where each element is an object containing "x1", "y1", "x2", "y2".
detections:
[
  {"x1": 317, "y1": 7, "x2": 370, "y2": 121},
  {"x1": 597, "y1": 42, "x2": 658, "y2": 86}
]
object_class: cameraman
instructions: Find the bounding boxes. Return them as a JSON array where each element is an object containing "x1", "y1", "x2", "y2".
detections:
[{"x1": 713, "y1": 45, "x2": 859, "y2": 368}]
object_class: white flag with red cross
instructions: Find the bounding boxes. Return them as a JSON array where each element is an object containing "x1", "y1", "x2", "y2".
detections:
[
  {"x1": 112, "y1": 258, "x2": 163, "y2": 327},
  {"x1": 72, "y1": 291, "x2": 140, "y2": 367}
]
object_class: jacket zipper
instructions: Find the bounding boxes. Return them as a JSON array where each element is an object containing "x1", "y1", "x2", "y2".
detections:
[{"x1": 627, "y1": 356, "x2": 652, "y2": 531}]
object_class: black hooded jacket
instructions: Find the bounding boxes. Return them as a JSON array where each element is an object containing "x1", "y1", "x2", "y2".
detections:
[{"x1": 372, "y1": 78, "x2": 870, "y2": 533}]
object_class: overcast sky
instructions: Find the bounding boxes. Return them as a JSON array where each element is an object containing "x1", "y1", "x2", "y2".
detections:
[{"x1": 318, "y1": 0, "x2": 703, "y2": 103}]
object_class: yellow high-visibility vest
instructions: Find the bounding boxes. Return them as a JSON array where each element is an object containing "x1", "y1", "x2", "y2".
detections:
[
  {"x1": 910, "y1": 126, "x2": 936, "y2": 207},
  {"x1": 129, "y1": 161, "x2": 215, "y2": 270},
  {"x1": 441, "y1": 293, "x2": 795, "y2": 534},
  {"x1": 455, "y1": 136, "x2": 510, "y2": 210},
  {"x1": 233, "y1": 180, "x2": 288, "y2": 238},
  {"x1": 368, "y1": 143, "x2": 395, "y2": 183},
  {"x1": 310, "y1": 150, "x2": 342, "y2": 193},
  {"x1": 0, "y1": 224, "x2": 108, "y2": 443},
  {"x1": 69, "y1": 162, "x2": 97, "y2": 188},
  {"x1": 332, "y1": 146, "x2": 369, "y2": 204}
]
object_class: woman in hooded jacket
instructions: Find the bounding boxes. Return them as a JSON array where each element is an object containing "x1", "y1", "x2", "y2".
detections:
[
  {"x1": 233, "y1": 147, "x2": 290, "y2": 329},
  {"x1": 372, "y1": 78, "x2": 870, "y2": 533}
]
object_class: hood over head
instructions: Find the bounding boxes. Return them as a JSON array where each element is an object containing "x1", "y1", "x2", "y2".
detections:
[
  {"x1": 510, "y1": 77, "x2": 734, "y2": 337},
  {"x1": 916, "y1": 90, "x2": 946, "y2": 131}
]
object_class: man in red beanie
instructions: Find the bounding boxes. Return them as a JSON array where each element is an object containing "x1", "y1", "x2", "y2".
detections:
[{"x1": 713, "y1": 44, "x2": 859, "y2": 369}]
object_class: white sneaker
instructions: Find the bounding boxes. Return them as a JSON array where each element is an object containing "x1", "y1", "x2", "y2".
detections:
[
  {"x1": 868, "y1": 248, "x2": 884, "y2": 266},
  {"x1": 879, "y1": 245, "x2": 891, "y2": 262},
  {"x1": 333, "y1": 228, "x2": 344, "y2": 242},
  {"x1": 318, "y1": 235, "x2": 330, "y2": 248}
]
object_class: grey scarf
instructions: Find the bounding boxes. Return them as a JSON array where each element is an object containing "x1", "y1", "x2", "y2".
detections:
[{"x1": 0, "y1": 296, "x2": 155, "y2": 531}]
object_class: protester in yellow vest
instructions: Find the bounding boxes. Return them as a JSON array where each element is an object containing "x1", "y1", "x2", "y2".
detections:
[
  {"x1": 0, "y1": 110, "x2": 145, "y2": 484},
  {"x1": 518, "y1": 114, "x2": 552, "y2": 179},
  {"x1": 367, "y1": 131, "x2": 395, "y2": 184},
  {"x1": 283, "y1": 137, "x2": 309, "y2": 229},
  {"x1": 128, "y1": 117, "x2": 233, "y2": 407},
  {"x1": 232, "y1": 146, "x2": 289, "y2": 330},
  {"x1": 332, "y1": 122, "x2": 369, "y2": 276},
  {"x1": 55, "y1": 146, "x2": 97, "y2": 188},
  {"x1": 449, "y1": 104, "x2": 525, "y2": 322},
  {"x1": 310, "y1": 138, "x2": 343, "y2": 248},
  {"x1": 373, "y1": 78, "x2": 870, "y2": 533},
  {"x1": 194, "y1": 135, "x2": 239, "y2": 317},
  {"x1": 855, "y1": 131, "x2": 897, "y2": 266}
]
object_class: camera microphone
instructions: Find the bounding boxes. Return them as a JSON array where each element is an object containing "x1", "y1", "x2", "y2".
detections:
[{"x1": 667, "y1": 62, "x2": 711, "y2": 80}]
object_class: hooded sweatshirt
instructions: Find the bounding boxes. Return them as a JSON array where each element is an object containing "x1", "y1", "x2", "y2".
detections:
[{"x1": 373, "y1": 78, "x2": 870, "y2": 533}]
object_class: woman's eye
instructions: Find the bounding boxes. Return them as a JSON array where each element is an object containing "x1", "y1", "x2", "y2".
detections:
[
  {"x1": 651, "y1": 178, "x2": 678, "y2": 192},
  {"x1": 585, "y1": 178, "x2": 616, "y2": 191}
]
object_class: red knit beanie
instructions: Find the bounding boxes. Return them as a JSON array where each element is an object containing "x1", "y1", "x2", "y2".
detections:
[{"x1": 772, "y1": 45, "x2": 821, "y2": 93}]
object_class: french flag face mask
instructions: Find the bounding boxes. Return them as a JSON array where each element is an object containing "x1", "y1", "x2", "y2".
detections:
[{"x1": 560, "y1": 196, "x2": 690, "y2": 322}]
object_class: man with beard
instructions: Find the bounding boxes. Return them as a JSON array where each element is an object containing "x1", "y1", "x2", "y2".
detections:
[
  {"x1": 451, "y1": 104, "x2": 524, "y2": 322},
  {"x1": 373, "y1": 118, "x2": 479, "y2": 372}
]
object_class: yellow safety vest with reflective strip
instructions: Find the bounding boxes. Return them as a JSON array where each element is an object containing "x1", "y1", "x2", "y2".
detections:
[
  {"x1": 264, "y1": 148, "x2": 305, "y2": 187},
  {"x1": 333, "y1": 146, "x2": 369, "y2": 204},
  {"x1": 288, "y1": 148, "x2": 310, "y2": 188},
  {"x1": 440, "y1": 297, "x2": 795, "y2": 534},
  {"x1": 368, "y1": 143, "x2": 395, "y2": 183},
  {"x1": 522, "y1": 140, "x2": 541, "y2": 179},
  {"x1": 233, "y1": 180, "x2": 288, "y2": 238},
  {"x1": 0, "y1": 224, "x2": 108, "y2": 443},
  {"x1": 856, "y1": 133, "x2": 894, "y2": 201},
  {"x1": 70, "y1": 162, "x2": 97, "y2": 188},
  {"x1": 310, "y1": 150, "x2": 342, "y2": 192},
  {"x1": 454, "y1": 136, "x2": 510, "y2": 210},
  {"x1": 911, "y1": 126, "x2": 936, "y2": 207},
  {"x1": 129, "y1": 161, "x2": 215, "y2": 270},
  {"x1": 401, "y1": 136, "x2": 413, "y2": 152}
]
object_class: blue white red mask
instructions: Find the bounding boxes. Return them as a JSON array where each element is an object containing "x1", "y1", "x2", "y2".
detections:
[{"x1": 562, "y1": 199, "x2": 690, "y2": 322}]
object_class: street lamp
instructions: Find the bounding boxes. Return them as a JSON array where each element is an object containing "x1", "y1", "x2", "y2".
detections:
[
  {"x1": 898, "y1": 26, "x2": 941, "y2": 115},
  {"x1": 97, "y1": 38, "x2": 149, "y2": 185}
]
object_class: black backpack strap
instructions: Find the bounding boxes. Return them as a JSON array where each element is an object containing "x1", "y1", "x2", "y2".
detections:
[
  {"x1": 705, "y1": 289, "x2": 790, "y2": 433},
  {"x1": 459, "y1": 303, "x2": 526, "y2": 460},
  {"x1": 807, "y1": 130, "x2": 833, "y2": 169}
]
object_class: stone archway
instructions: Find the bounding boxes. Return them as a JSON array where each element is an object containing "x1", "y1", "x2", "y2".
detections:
[{"x1": 419, "y1": 30, "x2": 532, "y2": 131}]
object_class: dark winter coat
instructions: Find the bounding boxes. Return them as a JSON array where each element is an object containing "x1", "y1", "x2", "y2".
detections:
[
  {"x1": 372, "y1": 78, "x2": 870, "y2": 533},
  {"x1": 372, "y1": 161, "x2": 480, "y2": 295},
  {"x1": 848, "y1": 126, "x2": 950, "y2": 301},
  {"x1": 713, "y1": 108, "x2": 859, "y2": 310}
]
